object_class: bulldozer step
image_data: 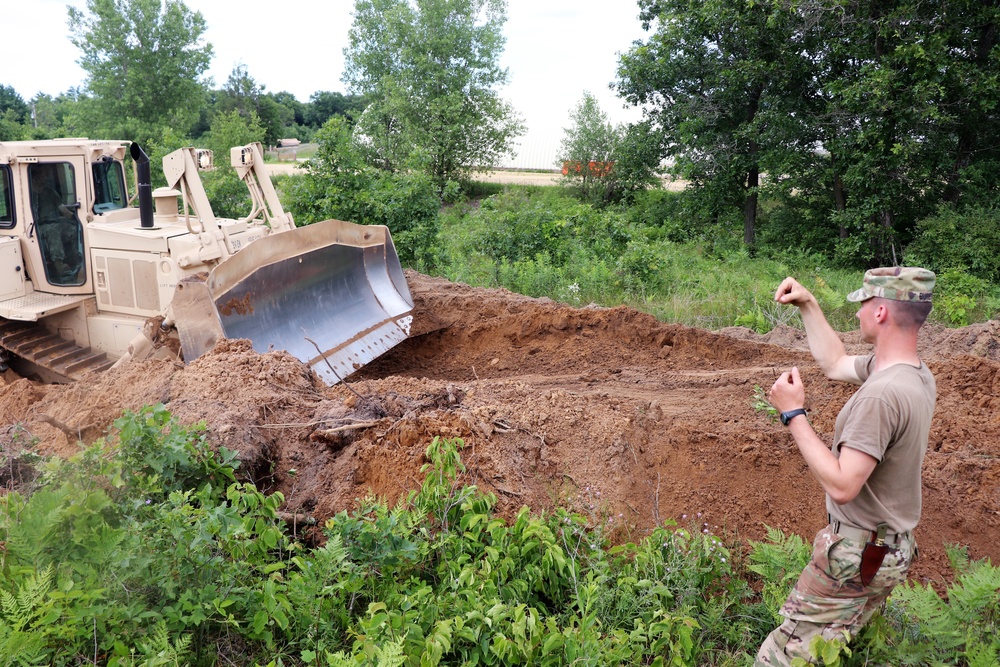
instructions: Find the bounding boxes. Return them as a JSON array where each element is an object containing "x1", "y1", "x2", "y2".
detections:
[{"x1": 0, "y1": 320, "x2": 114, "y2": 382}]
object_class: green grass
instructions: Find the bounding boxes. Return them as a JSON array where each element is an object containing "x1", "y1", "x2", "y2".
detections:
[
  {"x1": 278, "y1": 171, "x2": 1000, "y2": 331},
  {"x1": 435, "y1": 184, "x2": 874, "y2": 334}
]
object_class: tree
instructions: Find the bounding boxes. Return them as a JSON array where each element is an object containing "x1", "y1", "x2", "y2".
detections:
[
  {"x1": 200, "y1": 110, "x2": 267, "y2": 219},
  {"x1": 557, "y1": 92, "x2": 661, "y2": 205},
  {"x1": 343, "y1": 0, "x2": 524, "y2": 185},
  {"x1": 305, "y1": 91, "x2": 367, "y2": 127},
  {"x1": 0, "y1": 86, "x2": 29, "y2": 124},
  {"x1": 799, "y1": 1, "x2": 1000, "y2": 266},
  {"x1": 286, "y1": 117, "x2": 442, "y2": 268},
  {"x1": 215, "y1": 64, "x2": 287, "y2": 145},
  {"x1": 616, "y1": 0, "x2": 1000, "y2": 266},
  {"x1": 0, "y1": 86, "x2": 29, "y2": 141},
  {"x1": 271, "y1": 91, "x2": 306, "y2": 127},
  {"x1": 0, "y1": 111, "x2": 24, "y2": 142},
  {"x1": 616, "y1": 0, "x2": 815, "y2": 248},
  {"x1": 67, "y1": 0, "x2": 213, "y2": 146}
]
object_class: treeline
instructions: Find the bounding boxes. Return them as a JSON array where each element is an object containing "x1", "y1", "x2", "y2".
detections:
[
  {"x1": 0, "y1": 0, "x2": 368, "y2": 153},
  {"x1": 0, "y1": 79, "x2": 364, "y2": 149},
  {"x1": 4, "y1": 0, "x2": 1000, "y2": 284},
  {"x1": 615, "y1": 1, "x2": 1000, "y2": 272}
]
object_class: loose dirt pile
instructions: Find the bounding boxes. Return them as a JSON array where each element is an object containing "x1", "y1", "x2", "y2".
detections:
[{"x1": 2, "y1": 271, "x2": 999, "y2": 584}]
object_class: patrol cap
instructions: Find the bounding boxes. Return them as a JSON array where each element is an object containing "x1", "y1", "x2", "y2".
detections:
[{"x1": 846, "y1": 267, "x2": 935, "y2": 303}]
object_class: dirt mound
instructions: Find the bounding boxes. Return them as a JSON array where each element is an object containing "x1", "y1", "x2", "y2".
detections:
[{"x1": 2, "y1": 271, "x2": 998, "y2": 585}]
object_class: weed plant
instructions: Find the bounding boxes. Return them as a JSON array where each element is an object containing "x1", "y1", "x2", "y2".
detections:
[
  {"x1": 0, "y1": 408, "x2": 997, "y2": 665},
  {"x1": 436, "y1": 185, "x2": 1000, "y2": 333},
  {"x1": 278, "y1": 166, "x2": 999, "y2": 331},
  {"x1": 434, "y1": 185, "x2": 947, "y2": 334}
]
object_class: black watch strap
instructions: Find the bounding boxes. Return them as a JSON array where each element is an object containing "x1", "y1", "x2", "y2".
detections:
[{"x1": 780, "y1": 408, "x2": 808, "y2": 426}]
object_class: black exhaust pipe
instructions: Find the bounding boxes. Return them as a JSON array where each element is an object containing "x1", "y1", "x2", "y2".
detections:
[{"x1": 130, "y1": 143, "x2": 155, "y2": 229}]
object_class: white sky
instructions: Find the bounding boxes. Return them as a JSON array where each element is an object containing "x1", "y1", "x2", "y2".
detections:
[{"x1": 6, "y1": 0, "x2": 648, "y2": 168}]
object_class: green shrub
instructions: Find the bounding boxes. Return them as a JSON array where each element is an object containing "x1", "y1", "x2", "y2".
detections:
[
  {"x1": 285, "y1": 117, "x2": 443, "y2": 269},
  {"x1": 626, "y1": 189, "x2": 697, "y2": 243},
  {"x1": 3, "y1": 405, "x2": 997, "y2": 666},
  {"x1": 0, "y1": 406, "x2": 292, "y2": 665},
  {"x1": 906, "y1": 205, "x2": 1000, "y2": 282},
  {"x1": 931, "y1": 268, "x2": 999, "y2": 326},
  {"x1": 755, "y1": 194, "x2": 842, "y2": 260},
  {"x1": 471, "y1": 189, "x2": 580, "y2": 266}
]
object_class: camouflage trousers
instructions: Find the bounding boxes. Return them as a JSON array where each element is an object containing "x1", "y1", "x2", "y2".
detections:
[{"x1": 755, "y1": 525, "x2": 915, "y2": 666}]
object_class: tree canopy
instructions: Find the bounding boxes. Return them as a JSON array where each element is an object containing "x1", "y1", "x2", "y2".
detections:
[
  {"x1": 1, "y1": 0, "x2": 364, "y2": 150},
  {"x1": 343, "y1": 0, "x2": 524, "y2": 184},
  {"x1": 68, "y1": 0, "x2": 213, "y2": 146},
  {"x1": 617, "y1": 0, "x2": 1000, "y2": 265},
  {"x1": 215, "y1": 64, "x2": 290, "y2": 146},
  {"x1": 0, "y1": 86, "x2": 30, "y2": 124},
  {"x1": 616, "y1": 0, "x2": 816, "y2": 248}
]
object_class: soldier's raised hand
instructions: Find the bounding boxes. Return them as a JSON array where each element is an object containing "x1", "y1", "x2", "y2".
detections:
[{"x1": 774, "y1": 277, "x2": 815, "y2": 308}]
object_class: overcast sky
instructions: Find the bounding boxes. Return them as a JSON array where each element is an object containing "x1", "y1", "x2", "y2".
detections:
[{"x1": 7, "y1": 0, "x2": 649, "y2": 168}]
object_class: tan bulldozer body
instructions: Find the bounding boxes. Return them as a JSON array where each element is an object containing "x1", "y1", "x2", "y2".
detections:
[{"x1": 0, "y1": 139, "x2": 412, "y2": 383}]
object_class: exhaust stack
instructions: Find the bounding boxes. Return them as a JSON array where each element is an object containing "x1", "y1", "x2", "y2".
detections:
[{"x1": 130, "y1": 143, "x2": 155, "y2": 229}]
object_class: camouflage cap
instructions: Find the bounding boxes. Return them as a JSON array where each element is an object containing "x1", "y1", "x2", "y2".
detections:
[{"x1": 846, "y1": 267, "x2": 935, "y2": 303}]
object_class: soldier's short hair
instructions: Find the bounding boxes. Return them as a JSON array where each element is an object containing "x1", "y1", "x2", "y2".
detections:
[{"x1": 885, "y1": 298, "x2": 933, "y2": 329}]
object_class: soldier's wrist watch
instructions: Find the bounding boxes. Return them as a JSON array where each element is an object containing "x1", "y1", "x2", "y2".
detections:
[{"x1": 780, "y1": 408, "x2": 808, "y2": 426}]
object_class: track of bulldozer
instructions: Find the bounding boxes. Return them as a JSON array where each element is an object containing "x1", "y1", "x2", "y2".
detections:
[{"x1": 0, "y1": 320, "x2": 115, "y2": 382}]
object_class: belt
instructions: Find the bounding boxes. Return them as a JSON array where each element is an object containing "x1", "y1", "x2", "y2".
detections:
[{"x1": 828, "y1": 518, "x2": 908, "y2": 547}]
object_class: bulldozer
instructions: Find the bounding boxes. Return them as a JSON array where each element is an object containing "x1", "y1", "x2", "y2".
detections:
[{"x1": 0, "y1": 139, "x2": 413, "y2": 384}]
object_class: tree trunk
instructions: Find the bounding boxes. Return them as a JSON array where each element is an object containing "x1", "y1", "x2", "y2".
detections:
[
  {"x1": 744, "y1": 166, "x2": 759, "y2": 247},
  {"x1": 831, "y1": 154, "x2": 849, "y2": 238}
]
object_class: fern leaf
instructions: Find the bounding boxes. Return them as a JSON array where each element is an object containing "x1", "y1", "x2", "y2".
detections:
[
  {"x1": 891, "y1": 582, "x2": 964, "y2": 651},
  {"x1": 945, "y1": 544, "x2": 972, "y2": 576},
  {"x1": 946, "y1": 559, "x2": 1000, "y2": 623},
  {"x1": 965, "y1": 638, "x2": 999, "y2": 667},
  {"x1": 374, "y1": 637, "x2": 407, "y2": 667},
  {"x1": 0, "y1": 623, "x2": 47, "y2": 667},
  {"x1": 136, "y1": 621, "x2": 192, "y2": 667},
  {"x1": 0, "y1": 566, "x2": 53, "y2": 633}
]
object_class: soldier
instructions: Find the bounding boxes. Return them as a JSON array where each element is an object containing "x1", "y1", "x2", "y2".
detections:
[{"x1": 756, "y1": 267, "x2": 936, "y2": 666}]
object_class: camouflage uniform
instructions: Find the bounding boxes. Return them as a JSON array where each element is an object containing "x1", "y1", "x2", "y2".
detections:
[
  {"x1": 755, "y1": 527, "x2": 915, "y2": 666},
  {"x1": 757, "y1": 267, "x2": 935, "y2": 666}
]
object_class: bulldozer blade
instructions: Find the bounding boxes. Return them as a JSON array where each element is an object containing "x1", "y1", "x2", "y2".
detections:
[{"x1": 173, "y1": 219, "x2": 413, "y2": 384}]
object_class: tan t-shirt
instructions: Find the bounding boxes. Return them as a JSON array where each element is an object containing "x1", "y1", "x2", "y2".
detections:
[{"x1": 826, "y1": 354, "x2": 936, "y2": 534}]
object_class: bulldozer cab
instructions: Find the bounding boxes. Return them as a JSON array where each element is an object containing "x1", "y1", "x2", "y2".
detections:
[{"x1": 25, "y1": 161, "x2": 87, "y2": 288}]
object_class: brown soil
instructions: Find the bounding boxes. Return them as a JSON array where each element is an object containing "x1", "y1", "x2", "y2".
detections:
[{"x1": 2, "y1": 271, "x2": 999, "y2": 585}]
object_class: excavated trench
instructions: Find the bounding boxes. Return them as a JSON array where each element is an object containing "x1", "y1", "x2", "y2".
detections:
[{"x1": 2, "y1": 271, "x2": 999, "y2": 584}]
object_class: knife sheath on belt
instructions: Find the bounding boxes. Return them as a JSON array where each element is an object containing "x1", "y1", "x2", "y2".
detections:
[{"x1": 859, "y1": 523, "x2": 890, "y2": 586}]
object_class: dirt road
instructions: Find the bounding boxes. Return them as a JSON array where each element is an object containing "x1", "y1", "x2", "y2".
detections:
[
  {"x1": 266, "y1": 161, "x2": 562, "y2": 184},
  {"x1": 2, "y1": 272, "x2": 997, "y2": 585},
  {"x1": 265, "y1": 162, "x2": 687, "y2": 190}
]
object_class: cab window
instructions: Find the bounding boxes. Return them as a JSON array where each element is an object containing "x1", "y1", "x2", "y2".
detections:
[
  {"x1": 29, "y1": 162, "x2": 85, "y2": 286},
  {"x1": 0, "y1": 165, "x2": 13, "y2": 228},
  {"x1": 92, "y1": 158, "x2": 127, "y2": 213}
]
